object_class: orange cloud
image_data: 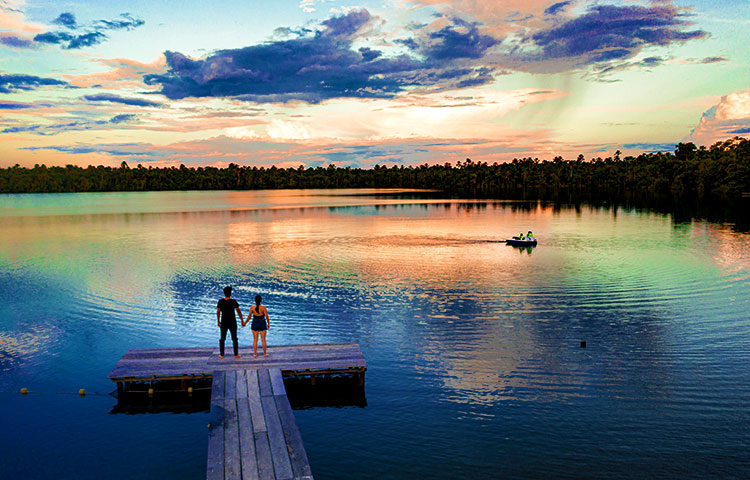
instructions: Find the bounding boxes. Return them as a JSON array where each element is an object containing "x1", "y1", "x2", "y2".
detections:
[{"x1": 61, "y1": 56, "x2": 166, "y2": 89}]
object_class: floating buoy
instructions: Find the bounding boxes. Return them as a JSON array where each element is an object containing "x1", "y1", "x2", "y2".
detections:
[
  {"x1": 148, "y1": 388, "x2": 154, "y2": 396},
  {"x1": 20, "y1": 387, "x2": 28, "y2": 395},
  {"x1": 187, "y1": 386, "x2": 193, "y2": 394},
  {"x1": 79, "y1": 388, "x2": 86, "y2": 396},
  {"x1": 580, "y1": 341, "x2": 586, "y2": 348}
]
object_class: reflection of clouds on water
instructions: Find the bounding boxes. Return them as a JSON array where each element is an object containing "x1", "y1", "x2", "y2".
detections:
[{"x1": 0, "y1": 323, "x2": 62, "y2": 372}]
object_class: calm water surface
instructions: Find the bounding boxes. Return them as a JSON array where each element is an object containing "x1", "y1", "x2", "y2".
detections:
[{"x1": 1, "y1": 189, "x2": 749, "y2": 479}]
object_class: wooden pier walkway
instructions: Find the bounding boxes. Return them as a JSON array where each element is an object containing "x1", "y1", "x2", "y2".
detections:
[{"x1": 107, "y1": 343, "x2": 366, "y2": 480}]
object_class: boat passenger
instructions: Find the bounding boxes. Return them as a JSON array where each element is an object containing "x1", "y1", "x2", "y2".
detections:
[
  {"x1": 519, "y1": 233, "x2": 525, "y2": 240},
  {"x1": 527, "y1": 231, "x2": 534, "y2": 241}
]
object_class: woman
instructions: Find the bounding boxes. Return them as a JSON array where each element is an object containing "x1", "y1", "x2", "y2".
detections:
[{"x1": 243, "y1": 294, "x2": 270, "y2": 358}]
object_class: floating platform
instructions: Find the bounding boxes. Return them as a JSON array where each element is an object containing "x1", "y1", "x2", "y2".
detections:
[{"x1": 107, "y1": 343, "x2": 367, "y2": 480}]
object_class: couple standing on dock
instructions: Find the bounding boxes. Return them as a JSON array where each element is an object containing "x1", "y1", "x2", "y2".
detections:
[{"x1": 217, "y1": 286, "x2": 269, "y2": 359}]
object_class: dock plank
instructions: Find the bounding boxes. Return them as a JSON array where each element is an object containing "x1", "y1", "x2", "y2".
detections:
[
  {"x1": 258, "y1": 369, "x2": 273, "y2": 397},
  {"x1": 236, "y1": 369, "x2": 248, "y2": 399},
  {"x1": 212, "y1": 371, "x2": 225, "y2": 403},
  {"x1": 276, "y1": 394, "x2": 313, "y2": 480},
  {"x1": 247, "y1": 369, "x2": 266, "y2": 433},
  {"x1": 254, "y1": 432, "x2": 275, "y2": 480},
  {"x1": 224, "y1": 370, "x2": 236, "y2": 399},
  {"x1": 207, "y1": 401, "x2": 225, "y2": 480},
  {"x1": 236, "y1": 396, "x2": 259, "y2": 480},
  {"x1": 262, "y1": 395, "x2": 294, "y2": 480},
  {"x1": 269, "y1": 368, "x2": 286, "y2": 397},
  {"x1": 222, "y1": 399, "x2": 241, "y2": 480}
]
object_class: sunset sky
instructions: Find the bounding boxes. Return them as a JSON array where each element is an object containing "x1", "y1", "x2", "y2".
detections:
[{"x1": 1, "y1": 0, "x2": 748, "y2": 168}]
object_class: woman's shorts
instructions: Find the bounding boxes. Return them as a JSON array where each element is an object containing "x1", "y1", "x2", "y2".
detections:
[{"x1": 251, "y1": 317, "x2": 267, "y2": 331}]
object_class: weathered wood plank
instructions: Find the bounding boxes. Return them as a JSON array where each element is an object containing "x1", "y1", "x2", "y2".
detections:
[
  {"x1": 236, "y1": 369, "x2": 248, "y2": 399},
  {"x1": 212, "y1": 371, "x2": 225, "y2": 403},
  {"x1": 222, "y1": 399, "x2": 241, "y2": 480},
  {"x1": 258, "y1": 369, "x2": 273, "y2": 397},
  {"x1": 262, "y1": 395, "x2": 294, "y2": 480},
  {"x1": 247, "y1": 369, "x2": 266, "y2": 433},
  {"x1": 207, "y1": 401, "x2": 225, "y2": 480},
  {"x1": 236, "y1": 396, "x2": 259, "y2": 480},
  {"x1": 254, "y1": 432, "x2": 275, "y2": 480},
  {"x1": 269, "y1": 368, "x2": 286, "y2": 397},
  {"x1": 224, "y1": 370, "x2": 237, "y2": 399},
  {"x1": 276, "y1": 394, "x2": 313, "y2": 480}
]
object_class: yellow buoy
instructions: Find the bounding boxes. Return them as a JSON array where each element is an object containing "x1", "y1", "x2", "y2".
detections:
[
  {"x1": 79, "y1": 389, "x2": 86, "y2": 396},
  {"x1": 148, "y1": 388, "x2": 154, "y2": 396},
  {"x1": 20, "y1": 387, "x2": 28, "y2": 395},
  {"x1": 187, "y1": 387, "x2": 193, "y2": 394}
]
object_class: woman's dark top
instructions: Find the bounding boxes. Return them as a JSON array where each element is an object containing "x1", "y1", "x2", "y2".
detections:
[
  {"x1": 217, "y1": 298, "x2": 239, "y2": 325},
  {"x1": 250, "y1": 305, "x2": 267, "y2": 331}
]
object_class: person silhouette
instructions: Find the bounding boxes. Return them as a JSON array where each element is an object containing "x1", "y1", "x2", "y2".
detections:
[
  {"x1": 217, "y1": 286, "x2": 243, "y2": 359},
  {"x1": 243, "y1": 294, "x2": 270, "y2": 358}
]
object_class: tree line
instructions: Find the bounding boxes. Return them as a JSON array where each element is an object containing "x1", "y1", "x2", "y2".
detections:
[{"x1": 2, "y1": 137, "x2": 748, "y2": 199}]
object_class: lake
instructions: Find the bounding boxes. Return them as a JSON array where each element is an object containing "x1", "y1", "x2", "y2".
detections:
[{"x1": 1, "y1": 189, "x2": 749, "y2": 479}]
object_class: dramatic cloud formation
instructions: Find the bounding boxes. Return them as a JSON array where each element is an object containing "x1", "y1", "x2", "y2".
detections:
[
  {"x1": 688, "y1": 91, "x2": 750, "y2": 146},
  {"x1": 33, "y1": 12, "x2": 144, "y2": 49},
  {"x1": 144, "y1": 9, "x2": 502, "y2": 103},
  {"x1": 517, "y1": 4, "x2": 708, "y2": 72},
  {"x1": 0, "y1": 73, "x2": 67, "y2": 93},
  {"x1": 83, "y1": 93, "x2": 160, "y2": 107},
  {"x1": 0, "y1": 1, "x2": 743, "y2": 168}
]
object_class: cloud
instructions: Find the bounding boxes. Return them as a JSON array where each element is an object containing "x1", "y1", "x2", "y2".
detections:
[
  {"x1": 22, "y1": 143, "x2": 155, "y2": 157},
  {"x1": 62, "y1": 56, "x2": 166, "y2": 89},
  {"x1": 697, "y1": 56, "x2": 727, "y2": 64},
  {"x1": 520, "y1": 4, "x2": 708, "y2": 72},
  {"x1": 0, "y1": 73, "x2": 68, "y2": 93},
  {"x1": 687, "y1": 91, "x2": 750, "y2": 146},
  {"x1": 2, "y1": 112, "x2": 138, "y2": 135},
  {"x1": 51, "y1": 12, "x2": 77, "y2": 29},
  {"x1": 109, "y1": 114, "x2": 137, "y2": 123},
  {"x1": 298, "y1": 0, "x2": 330, "y2": 13},
  {"x1": 398, "y1": 16, "x2": 500, "y2": 61},
  {"x1": 238, "y1": 87, "x2": 566, "y2": 141},
  {"x1": 144, "y1": 9, "x2": 502, "y2": 104},
  {"x1": 621, "y1": 142, "x2": 674, "y2": 152},
  {"x1": 33, "y1": 12, "x2": 144, "y2": 49},
  {"x1": 83, "y1": 93, "x2": 160, "y2": 107},
  {"x1": 95, "y1": 13, "x2": 144, "y2": 31},
  {"x1": 0, "y1": 100, "x2": 33, "y2": 109},
  {"x1": 0, "y1": 33, "x2": 32, "y2": 48},
  {"x1": 544, "y1": 1, "x2": 570, "y2": 16},
  {"x1": 0, "y1": 0, "x2": 45, "y2": 34}
]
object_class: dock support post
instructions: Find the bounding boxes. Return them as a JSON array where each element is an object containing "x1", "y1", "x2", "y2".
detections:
[{"x1": 311, "y1": 374, "x2": 316, "y2": 386}]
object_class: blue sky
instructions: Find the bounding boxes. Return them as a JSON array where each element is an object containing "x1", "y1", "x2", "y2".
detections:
[{"x1": 1, "y1": 0, "x2": 748, "y2": 168}]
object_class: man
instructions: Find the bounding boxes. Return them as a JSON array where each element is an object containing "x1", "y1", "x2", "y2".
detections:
[{"x1": 217, "y1": 286, "x2": 244, "y2": 359}]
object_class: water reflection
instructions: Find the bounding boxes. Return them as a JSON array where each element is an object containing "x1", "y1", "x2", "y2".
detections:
[{"x1": 1, "y1": 189, "x2": 749, "y2": 480}]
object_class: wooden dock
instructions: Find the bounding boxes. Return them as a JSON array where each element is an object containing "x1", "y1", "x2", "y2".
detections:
[{"x1": 107, "y1": 343, "x2": 366, "y2": 480}]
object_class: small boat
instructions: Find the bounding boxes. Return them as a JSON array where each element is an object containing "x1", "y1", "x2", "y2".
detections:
[{"x1": 506, "y1": 238, "x2": 537, "y2": 247}]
